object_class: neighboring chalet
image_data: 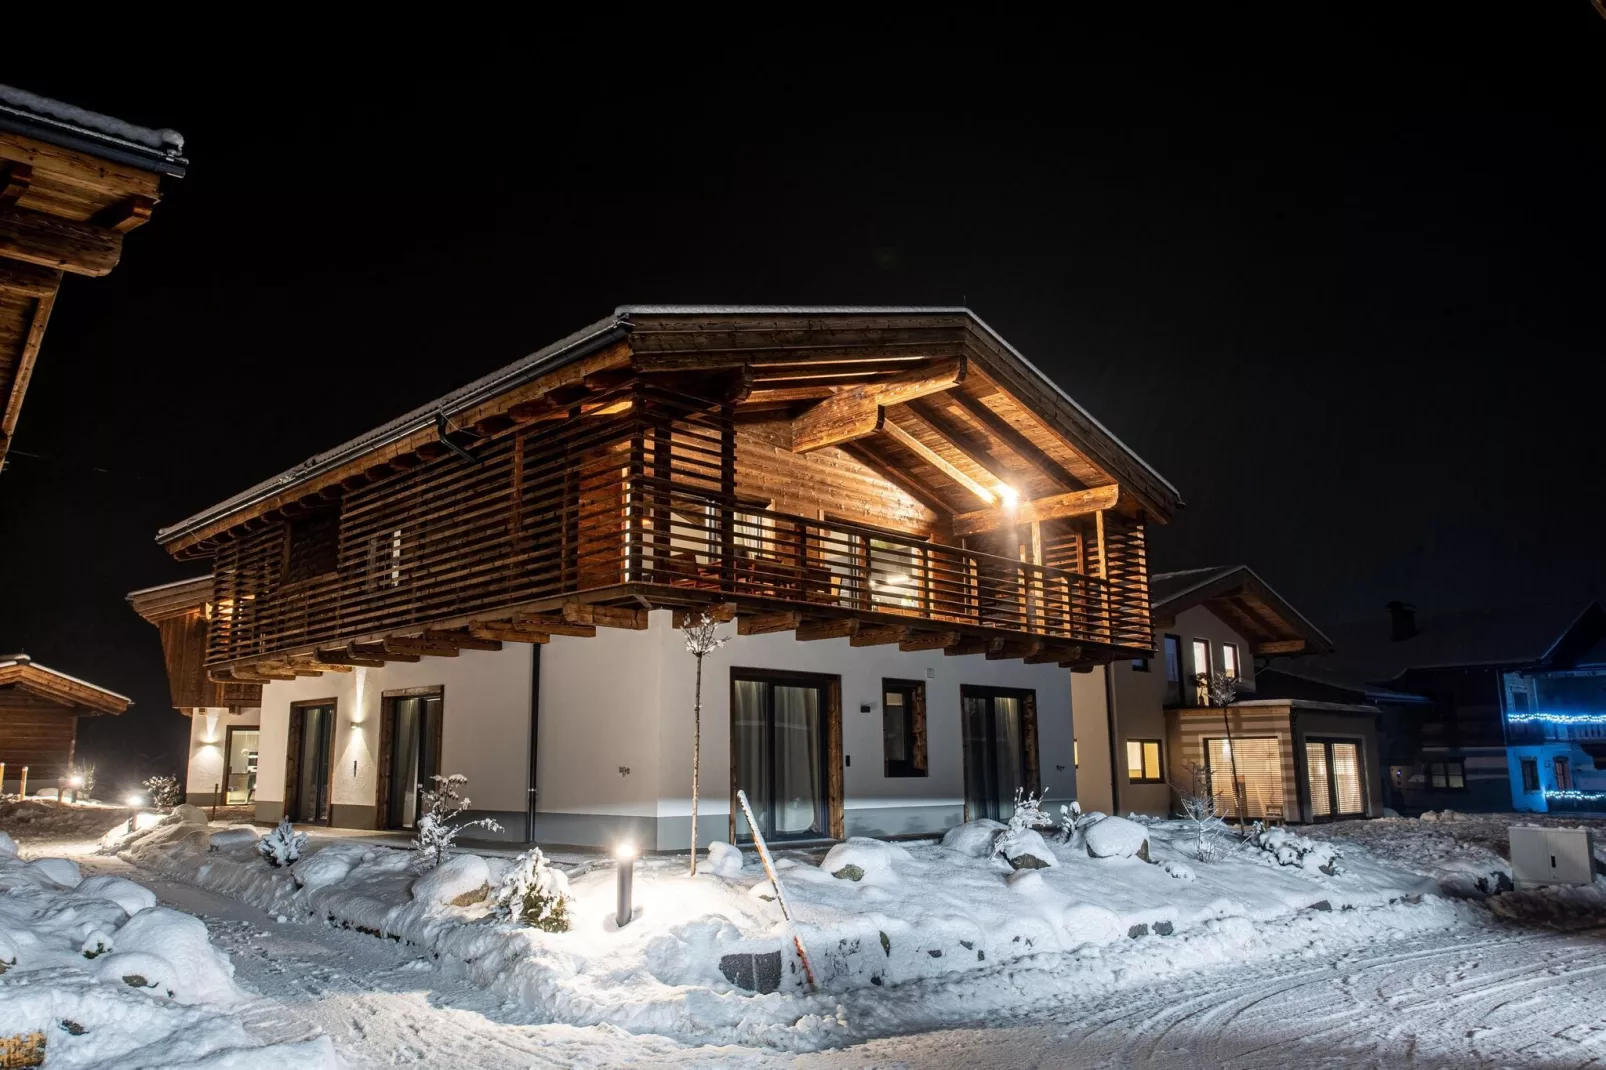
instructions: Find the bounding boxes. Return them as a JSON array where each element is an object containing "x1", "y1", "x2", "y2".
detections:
[
  {"x1": 127, "y1": 577, "x2": 263, "y2": 807},
  {"x1": 1073, "y1": 565, "x2": 1408, "y2": 824},
  {"x1": 0, "y1": 84, "x2": 186, "y2": 475},
  {"x1": 1287, "y1": 600, "x2": 1606, "y2": 815},
  {"x1": 149, "y1": 307, "x2": 1180, "y2": 849},
  {"x1": 0, "y1": 654, "x2": 129, "y2": 795}
]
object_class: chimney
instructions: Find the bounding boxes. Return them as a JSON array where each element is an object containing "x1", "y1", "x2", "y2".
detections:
[{"x1": 1386, "y1": 600, "x2": 1417, "y2": 642}]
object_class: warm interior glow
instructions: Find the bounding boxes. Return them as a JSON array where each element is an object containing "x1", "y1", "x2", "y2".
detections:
[
  {"x1": 614, "y1": 842, "x2": 637, "y2": 861},
  {"x1": 997, "y1": 485, "x2": 1019, "y2": 509}
]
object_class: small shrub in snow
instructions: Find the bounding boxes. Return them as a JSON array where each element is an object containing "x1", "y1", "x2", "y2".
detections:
[
  {"x1": 993, "y1": 788, "x2": 1058, "y2": 868},
  {"x1": 1160, "y1": 859, "x2": 1197, "y2": 881},
  {"x1": 490, "y1": 847, "x2": 573, "y2": 932},
  {"x1": 257, "y1": 818, "x2": 307, "y2": 868},
  {"x1": 1171, "y1": 762, "x2": 1232, "y2": 863},
  {"x1": 705, "y1": 840, "x2": 744, "y2": 877},
  {"x1": 412, "y1": 774, "x2": 502, "y2": 870},
  {"x1": 143, "y1": 774, "x2": 182, "y2": 810},
  {"x1": 1056, "y1": 801, "x2": 1081, "y2": 844},
  {"x1": 1248, "y1": 824, "x2": 1343, "y2": 876}
]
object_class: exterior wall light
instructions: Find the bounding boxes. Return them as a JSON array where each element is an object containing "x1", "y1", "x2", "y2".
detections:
[{"x1": 615, "y1": 842, "x2": 637, "y2": 927}]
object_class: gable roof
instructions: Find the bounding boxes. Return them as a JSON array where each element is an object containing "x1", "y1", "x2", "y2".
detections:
[
  {"x1": 1150, "y1": 564, "x2": 1335, "y2": 656},
  {"x1": 1282, "y1": 599, "x2": 1606, "y2": 686},
  {"x1": 126, "y1": 575, "x2": 213, "y2": 624},
  {"x1": 0, "y1": 654, "x2": 130, "y2": 715},
  {"x1": 156, "y1": 306, "x2": 1182, "y2": 551}
]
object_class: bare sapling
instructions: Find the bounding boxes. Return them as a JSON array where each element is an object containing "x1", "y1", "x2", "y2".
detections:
[{"x1": 684, "y1": 609, "x2": 731, "y2": 875}]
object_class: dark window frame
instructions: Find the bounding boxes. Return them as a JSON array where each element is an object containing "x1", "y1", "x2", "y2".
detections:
[
  {"x1": 1191, "y1": 638, "x2": 1212, "y2": 705},
  {"x1": 959, "y1": 684, "x2": 1040, "y2": 823},
  {"x1": 1554, "y1": 755, "x2": 1572, "y2": 791},
  {"x1": 1162, "y1": 634, "x2": 1183, "y2": 706},
  {"x1": 881, "y1": 678, "x2": 928, "y2": 778},
  {"x1": 729, "y1": 667, "x2": 844, "y2": 844},
  {"x1": 1520, "y1": 757, "x2": 1540, "y2": 793},
  {"x1": 1126, "y1": 738, "x2": 1164, "y2": 783},
  {"x1": 1429, "y1": 759, "x2": 1467, "y2": 791}
]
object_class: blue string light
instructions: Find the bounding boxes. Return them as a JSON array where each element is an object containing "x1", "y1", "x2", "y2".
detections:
[
  {"x1": 1544, "y1": 789, "x2": 1606, "y2": 803},
  {"x1": 1506, "y1": 712, "x2": 1606, "y2": 726}
]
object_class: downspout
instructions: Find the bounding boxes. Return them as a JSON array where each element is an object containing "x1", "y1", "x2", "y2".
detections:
[
  {"x1": 526, "y1": 643, "x2": 541, "y2": 843},
  {"x1": 1104, "y1": 663, "x2": 1121, "y2": 816}
]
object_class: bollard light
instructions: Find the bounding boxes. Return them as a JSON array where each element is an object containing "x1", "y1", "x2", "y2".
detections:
[
  {"x1": 126, "y1": 793, "x2": 145, "y2": 808},
  {"x1": 615, "y1": 842, "x2": 637, "y2": 928}
]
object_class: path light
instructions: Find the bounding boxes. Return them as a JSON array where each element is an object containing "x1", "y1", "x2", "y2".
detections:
[
  {"x1": 68, "y1": 774, "x2": 84, "y2": 788},
  {"x1": 126, "y1": 792, "x2": 145, "y2": 808},
  {"x1": 615, "y1": 842, "x2": 636, "y2": 928}
]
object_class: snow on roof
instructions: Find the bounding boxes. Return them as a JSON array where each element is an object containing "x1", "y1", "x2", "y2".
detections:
[
  {"x1": 158, "y1": 306, "x2": 1179, "y2": 547},
  {"x1": 1149, "y1": 564, "x2": 1335, "y2": 652},
  {"x1": 125, "y1": 575, "x2": 213, "y2": 598},
  {"x1": 0, "y1": 83, "x2": 186, "y2": 175},
  {"x1": 0, "y1": 653, "x2": 132, "y2": 705}
]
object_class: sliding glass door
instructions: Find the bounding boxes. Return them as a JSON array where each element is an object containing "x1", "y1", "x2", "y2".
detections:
[
  {"x1": 732, "y1": 672, "x2": 832, "y2": 842},
  {"x1": 1306, "y1": 739, "x2": 1366, "y2": 819},
  {"x1": 383, "y1": 693, "x2": 442, "y2": 829},
  {"x1": 962, "y1": 686, "x2": 1037, "y2": 822},
  {"x1": 289, "y1": 702, "x2": 335, "y2": 824}
]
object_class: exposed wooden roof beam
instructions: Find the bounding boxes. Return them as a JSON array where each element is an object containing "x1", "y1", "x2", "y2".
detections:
[
  {"x1": 849, "y1": 624, "x2": 910, "y2": 647},
  {"x1": 839, "y1": 440, "x2": 953, "y2": 517},
  {"x1": 468, "y1": 621, "x2": 552, "y2": 644},
  {"x1": 902, "y1": 398, "x2": 1017, "y2": 487},
  {"x1": 948, "y1": 390, "x2": 1086, "y2": 493},
  {"x1": 986, "y1": 638, "x2": 1042, "y2": 661},
  {"x1": 796, "y1": 618, "x2": 859, "y2": 641},
  {"x1": 882, "y1": 420, "x2": 996, "y2": 505},
  {"x1": 562, "y1": 601, "x2": 647, "y2": 630},
  {"x1": 898, "y1": 629, "x2": 960, "y2": 652},
  {"x1": 953, "y1": 484, "x2": 1122, "y2": 536},
  {"x1": 1255, "y1": 639, "x2": 1307, "y2": 655},
  {"x1": 0, "y1": 162, "x2": 31, "y2": 206},
  {"x1": 0, "y1": 259, "x2": 61, "y2": 299},
  {"x1": 0, "y1": 204, "x2": 123, "y2": 276},
  {"x1": 737, "y1": 610, "x2": 802, "y2": 636},
  {"x1": 791, "y1": 356, "x2": 967, "y2": 453},
  {"x1": 91, "y1": 194, "x2": 157, "y2": 233}
]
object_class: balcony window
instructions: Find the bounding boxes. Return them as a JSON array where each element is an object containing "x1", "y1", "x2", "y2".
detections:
[{"x1": 283, "y1": 511, "x2": 339, "y2": 584}]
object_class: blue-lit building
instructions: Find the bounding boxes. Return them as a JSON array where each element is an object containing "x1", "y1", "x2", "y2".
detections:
[{"x1": 1283, "y1": 600, "x2": 1606, "y2": 815}]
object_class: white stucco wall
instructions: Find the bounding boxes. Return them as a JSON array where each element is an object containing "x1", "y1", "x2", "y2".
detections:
[
  {"x1": 183, "y1": 706, "x2": 260, "y2": 802},
  {"x1": 251, "y1": 647, "x2": 532, "y2": 829}
]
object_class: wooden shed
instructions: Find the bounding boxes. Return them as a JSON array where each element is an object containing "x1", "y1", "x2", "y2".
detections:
[{"x1": 0, "y1": 654, "x2": 129, "y2": 794}]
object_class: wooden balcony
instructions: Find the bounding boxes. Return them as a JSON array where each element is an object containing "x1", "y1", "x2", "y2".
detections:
[{"x1": 202, "y1": 383, "x2": 1151, "y2": 679}]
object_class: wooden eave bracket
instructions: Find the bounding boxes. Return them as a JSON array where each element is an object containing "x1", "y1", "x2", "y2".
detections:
[
  {"x1": 790, "y1": 355, "x2": 966, "y2": 453},
  {"x1": 952, "y1": 484, "x2": 1122, "y2": 536}
]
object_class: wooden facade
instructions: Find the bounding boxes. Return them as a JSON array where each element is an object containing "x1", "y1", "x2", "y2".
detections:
[
  {"x1": 127, "y1": 577, "x2": 262, "y2": 714},
  {"x1": 0, "y1": 88, "x2": 185, "y2": 475},
  {"x1": 156, "y1": 309, "x2": 1178, "y2": 682},
  {"x1": 0, "y1": 654, "x2": 129, "y2": 790}
]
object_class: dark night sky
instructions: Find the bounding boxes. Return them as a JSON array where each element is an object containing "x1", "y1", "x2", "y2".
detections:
[{"x1": 2, "y1": 15, "x2": 1602, "y2": 793}]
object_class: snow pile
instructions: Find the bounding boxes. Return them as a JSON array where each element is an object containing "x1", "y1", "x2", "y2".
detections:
[
  {"x1": 0, "y1": 841, "x2": 337, "y2": 1068},
  {"x1": 941, "y1": 818, "x2": 1004, "y2": 857},
  {"x1": 112, "y1": 808, "x2": 1443, "y2": 1052},
  {"x1": 1249, "y1": 825, "x2": 1342, "y2": 875},
  {"x1": 413, "y1": 853, "x2": 491, "y2": 906},
  {"x1": 704, "y1": 840, "x2": 744, "y2": 877},
  {"x1": 207, "y1": 826, "x2": 259, "y2": 851},
  {"x1": 0, "y1": 82, "x2": 186, "y2": 152},
  {"x1": 1084, "y1": 816, "x2": 1150, "y2": 860}
]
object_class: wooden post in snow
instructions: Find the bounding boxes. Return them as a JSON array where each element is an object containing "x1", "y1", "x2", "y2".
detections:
[{"x1": 736, "y1": 789, "x2": 817, "y2": 991}]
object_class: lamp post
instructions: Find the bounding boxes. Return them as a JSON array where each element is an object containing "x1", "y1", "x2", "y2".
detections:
[{"x1": 615, "y1": 843, "x2": 636, "y2": 927}]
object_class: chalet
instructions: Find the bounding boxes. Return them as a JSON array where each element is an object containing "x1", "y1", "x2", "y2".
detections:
[
  {"x1": 148, "y1": 307, "x2": 1179, "y2": 849},
  {"x1": 0, "y1": 654, "x2": 129, "y2": 795},
  {"x1": 1072, "y1": 565, "x2": 1405, "y2": 824},
  {"x1": 0, "y1": 84, "x2": 186, "y2": 475}
]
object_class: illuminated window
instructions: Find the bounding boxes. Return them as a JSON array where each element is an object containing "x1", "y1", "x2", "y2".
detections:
[
  {"x1": 1221, "y1": 643, "x2": 1240, "y2": 680},
  {"x1": 1126, "y1": 739, "x2": 1162, "y2": 782},
  {"x1": 1429, "y1": 760, "x2": 1465, "y2": 790},
  {"x1": 1131, "y1": 657, "x2": 1150, "y2": 672},
  {"x1": 1191, "y1": 639, "x2": 1211, "y2": 704},
  {"x1": 1073, "y1": 739, "x2": 1079, "y2": 767}
]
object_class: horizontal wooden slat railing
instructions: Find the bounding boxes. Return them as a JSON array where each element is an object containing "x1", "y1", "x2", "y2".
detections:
[{"x1": 204, "y1": 382, "x2": 1153, "y2": 668}]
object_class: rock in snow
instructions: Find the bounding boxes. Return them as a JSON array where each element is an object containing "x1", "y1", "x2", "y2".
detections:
[
  {"x1": 412, "y1": 854, "x2": 491, "y2": 906},
  {"x1": 1084, "y1": 816, "x2": 1151, "y2": 860},
  {"x1": 170, "y1": 804, "x2": 211, "y2": 826},
  {"x1": 1062, "y1": 903, "x2": 1125, "y2": 948},
  {"x1": 821, "y1": 838, "x2": 912, "y2": 883},
  {"x1": 941, "y1": 819, "x2": 1006, "y2": 858},
  {"x1": 999, "y1": 828, "x2": 1060, "y2": 869},
  {"x1": 105, "y1": 907, "x2": 243, "y2": 1005},
  {"x1": 208, "y1": 826, "x2": 261, "y2": 851},
  {"x1": 28, "y1": 856, "x2": 81, "y2": 887},
  {"x1": 704, "y1": 840, "x2": 744, "y2": 877},
  {"x1": 0, "y1": 829, "x2": 16, "y2": 857},
  {"x1": 291, "y1": 845, "x2": 361, "y2": 890}
]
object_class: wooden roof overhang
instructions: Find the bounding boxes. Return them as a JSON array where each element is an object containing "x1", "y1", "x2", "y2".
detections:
[
  {"x1": 159, "y1": 308, "x2": 1180, "y2": 558},
  {"x1": 0, "y1": 655, "x2": 130, "y2": 716},
  {"x1": 1152, "y1": 566, "x2": 1335, "y2": 658},
  {"x1": 0, "y1": 91, "x2": 184, "y2": 474}
]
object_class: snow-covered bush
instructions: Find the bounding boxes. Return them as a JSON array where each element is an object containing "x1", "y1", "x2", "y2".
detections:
[
  {"x1": 411, "y1": 774, "x2": 502, "y2": 870},
  {"x1": 1172, "y1": 762, "x2": 1232, "y2": 862},
  {"x1": 1248, "y1": 823, "x2": 1343, "y2": 876},
  {"x1": 257, "y1": 818, "x2": 307, "y2": 868},
  {"x1": 705, "y1": 840, "x2": 744, "y2": 877},
  {"x1": 1056, "y1": 801, "x2": 1081, "y2": 844},
  {"x1": 995, "y1": 789, "x2": 1058, "y2": 869},
  {"x1": 490, "y1": 847, "x2": 573, "y2": 932},
  {"x1": 143, "y1": 774, "x2": 182, "y2": 810}
]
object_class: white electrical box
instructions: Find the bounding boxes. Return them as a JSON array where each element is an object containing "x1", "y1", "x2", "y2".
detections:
[{"x1": 1509, "y1": 825, "x2": 1598, "y2": 889}]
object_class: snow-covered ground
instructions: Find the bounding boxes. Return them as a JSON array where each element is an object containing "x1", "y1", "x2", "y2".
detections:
[{"x1": 5, "y1": 804, "x2": 1606, "y2": 1067}]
